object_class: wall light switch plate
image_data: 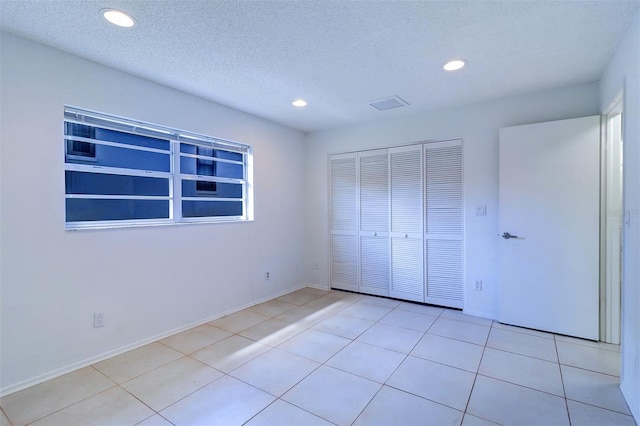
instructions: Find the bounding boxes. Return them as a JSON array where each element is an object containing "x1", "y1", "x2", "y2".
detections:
[{"x1": 474, "y1": 205, "x2": 487, "y2": 216}]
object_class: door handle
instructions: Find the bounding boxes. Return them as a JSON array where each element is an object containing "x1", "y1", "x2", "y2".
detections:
[{"x1": 501, "y1": 232, "x2": 519, "y2": 239}]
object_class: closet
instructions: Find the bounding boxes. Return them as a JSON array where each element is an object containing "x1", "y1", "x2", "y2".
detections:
[{"x1": 329, "y1": 140, "x2": 463, "y2": 308}]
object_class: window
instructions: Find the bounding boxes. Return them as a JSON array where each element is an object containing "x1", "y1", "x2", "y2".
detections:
[{"x1": 64, "y1": 106, "x2": 253, "y2": 229}]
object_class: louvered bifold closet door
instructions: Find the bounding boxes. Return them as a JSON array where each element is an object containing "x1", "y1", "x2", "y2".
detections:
[
  {"x1": 359, "y1": 150, "x2": 390, "y2": 297},
  {"x1": 424, "y1": 140, "x2": 464, "y2": 308},
  {"x1": 389, "y1": 145, "x2": 424, "y2": 302},
  {"x1": 330, "y1": 153, "x2": 358, "y2": 291}
]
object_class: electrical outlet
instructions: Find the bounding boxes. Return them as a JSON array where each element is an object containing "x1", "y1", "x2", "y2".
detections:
[
  {"x1": 474, "y1": 280, "x2": 483, "y2": 291},
  {"x1": 94, "y1": 312, "x2": 105, "y2": 328},
  {"x1": 265, "y1": 272, "x2": 270, "y2": 281}
]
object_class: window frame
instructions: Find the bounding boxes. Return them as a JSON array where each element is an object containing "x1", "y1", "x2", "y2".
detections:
[{"x1": 64, "y1": 106, "x2": 253, "y2": 230}]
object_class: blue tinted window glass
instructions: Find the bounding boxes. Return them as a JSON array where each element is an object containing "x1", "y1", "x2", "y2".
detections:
[
  {"x1": 66, "y1": 199, "x2": 169, "y2": 222},
  {"x1": 180, "y1": 157, "x2": 243, "y2": 178},
  {"x1": 65, "y1": 172, "x2": 169, "y2": 196},
  {"x1": 181, "y1": 181, "x2": 242, "y2": 198},
  {"x1": 66, "y1": 144, "x2": 170, "y2": 172},
  {"x1": 94, "y1": 128, "x2": 170, "y2": 151},
  {"x1": 182, "y1": 201, "x2": 242, "y2": 218}
]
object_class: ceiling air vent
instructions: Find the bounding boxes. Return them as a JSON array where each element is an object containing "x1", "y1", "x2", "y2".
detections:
[{"x1": 369, "y1": 95, "x2": 409, "y2": 111}]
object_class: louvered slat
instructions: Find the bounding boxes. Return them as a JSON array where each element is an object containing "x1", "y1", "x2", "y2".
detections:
[
  {"x1": 391, "y1": 237, "x2": 423, "y2": 300},
  {"x1": 360, "y1": 236, "x2": 389, "y2": 293},
  {"x1": 425, "y1": 145, "x2": 463, "y2": 235},
  {"x1": 331, "y1": 235, "x2": 358, "y2": 290},
  {"x1": 426, "y1": 240, "x2": 463, "y2": 300},
  {"x1": 360, "y1": 153, "x2": 388, "y2": 231},
  {"x1": 331, "y1": 157, "x2": 357, "y2": 231},
  {"x1": 391, "y1": 149, "x2": 422, "y2": 233}
]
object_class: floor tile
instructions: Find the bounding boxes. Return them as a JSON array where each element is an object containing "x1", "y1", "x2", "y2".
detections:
[
  {"x1": 396, "y1": 302, "x2": 444, "y2": 316},
  {"x1": 238, "y1": 318, "x2": 304, "y2": 346},
  {"x1": 561, "y1": 365, "x2": 631, "y2": 414},
  {"x1": 555, "y1": 334, "x2": 621, "y2": 352},
  {"x1": 478, "y1": 347, "x2": 564, "y2": 396},
  {"x1": 461, "y1": 413, "x2": 500, "y2": 425},
  {"x1": 411, "y1": 334, "x2": 484, "y2": 372},
  {"x1": 567, "y1": 399, "x2": 636, "y2": 426},
  {"x1": 299, "y1": 287, "x2": 331, "y2": 296},
  {"x1": 160, "y1": 375, "x2": 275, "y2": 426},
  {"x1": 209, "y1": 310, "x2": 270, "y2": 334},
  {"x1": 136, "y1": 414, "x2": 174, "y2": 426},
  {"x1": 356, "y1": 295, "x2": 402, "y2": 309},
  {"x1": 354, "y1": 385, "x2": 463, "y2": 426},
  {"x1": 492, "y1": 321, "x2": 554, "y2": 339},
  {"x1": 31, "y1": 387, "x2": 153, "y2": 426},
  {"x1": 325, "y1": 290, "x2": 364, "y2": 302},
  {"x1": 245, "y1": 399, "x2": 333, "y2": 425},
  {"x1": 387, "y1": 356, "x2": 475, "y2": 411},
  {"x1": 303, "y1": 295, "x2": 353, "y2": 314},
  {"x1": 428, "y1": 317, "x2": 490, "y2": 346},
  {"x1": 556, "y1": 340, "x2": 621, "y2": 376},
  {"x1": 275, "y1": 306, "x2": 332, "y2": 326},
  {"x1": 467, "y1": 375, "x2": 569, "y2": 425},
  {"x1": 0, "y1": 409, "x2": 10, "y2": 426},
  {"x1": 486, "y1": 327, "x2": 558, "y2": 362},
  {"x1": 378, "y1": 309, "x2": 438, "y2": 332},
  {"x1": 282, "y1": 366, "x2": 380, "y2": 426},
  {"x1": 121, "y1": 357, "x2": 223, "y2": 411},
  {"x1": 230, "y1": 348, "x2": 319, "y2": 396},
  {"x1": 248, "y1": 299, "x2": 298, "y2": 317},
  {"x1": 159, "y1": 324, "x2": 232, "y2": 354},
  {"x1": 356, "y1": 323, "x2": 423, "y2": 353},
  {"x1": 93, "y1": 342, "x2": 183, "y2": 384},
  {"x1": 312, "y1": 313, "x2": 375, "y2": 339},
  {"x1": 340, "y1": 303, "x2": 392, "y2": 322},
  {"x1": 278, "y1": 329, "x2": 351, "y2": 363},
  {"x1": 277, "y1": 290, "x2": 322, "y2": 305},
  {"x1": 440, "y1": 309, "x2": 493, "y2": 326},
  {"x1": 191, "y1": 335, "x2": 270, "y2": 373},
  {"x1": 0, "y1": 366, "x2": 114, "y2": 426},
  {"x1": 326, "y1": 341, "x2": 406, "y2": 383}
]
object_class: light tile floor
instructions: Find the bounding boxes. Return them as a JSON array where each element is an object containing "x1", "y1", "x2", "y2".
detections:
[{"x1": 1, "y1": 288, "x2": 635, "y2": 426}]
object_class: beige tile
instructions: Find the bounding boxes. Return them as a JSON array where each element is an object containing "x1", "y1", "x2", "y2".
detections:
[
  {"x1": 325, "y1": 290, "x2": 364, "y2": 302},
  {"x1": 479, "y1": 348, "x2": 564, "y2": 396},
  {"x1": 230, "y1": 348, "x2": 319, "y2": 396},
  {"x1": 557, "y1": 341, "x2": 621, "y2": 376},
  {"x1": 492, "y1": 321, "x2": 554, "y2": 339},
  {"x1": 440, "y1": 309, "x2": 493, "y2": 326},
  {"x1": 136, "y1": 414, "x2": 174, "y2": 426},
  {"x1": 246, "y1": 400, "x2": 332, "y2": 426},
  {"x1": 303, "y1": 295, "x2": 353, "y2": 314},
  {"x1": 567, "y1": 399, "x2": 636, "y2": 426},
  {"x1": 326, "y1": 341, "x2": 406, "y2": 383},
  {"x1": 282, "y1": 366, "x2": 380, "y2": 426},
  {"x1": 209, "y1": 309, "x2": 270, "y2": 334},
  {"x1": 411, "y1": 334, "x2": 484, "y2": 372},
  {"x1": 277, "y1": 290, "x2": 322, "y2": 305},
  {"x1": 561, "y1": 365, "x2": 631, "y2": 414},
  {"x1": 121, "y1": 357, "x2": 223, "y2": 411},
  {"x1": 249, "y1": 299, "x2": 297, "y2": 317},
  {"x1": 31, "y1": 387, "x2": 153, "y2": 426},
  {"x1": 340, "y1": 303, "x2": 392, "y2": 322},
  {"x1": 354, "y1": 385, "x2": 463, "y2": 426},
  {"x1": 396, "y1": 302, "x2": 444, "y2": 316},
  {"x1": 312, "y1": 313, "x2": 375, "y2": 339},
  {"x1": 275, "y1": 306, "x2": 332, "y2": 326},
  {"x1": 160, "y1": 375, "x2": 275, "y2": 426},
  {"x1": 0, "y1": 409, "x2": 11, "y2": 426},
  {"x1": 486, "y1": 328, "x2": 558, "y2": 362},
  {"x1": 299, "y1": 287, "x2": 331, "y2": 296},
  {"x1": 428, "y1": 317, "x2": 490, "y2": 346},
  {"x1": 387, "y1": 356, "x2": 475, "y2": 411},
  {"x1": 467, "y1": 375, "x2": 569, "y2": 425},
  {"x1": 461, "y1": 413, "x2": 501, "y2": 425},
  {"x1": 93, "y1": 342, "x2": 183, "y2": 384},
  {"x1": 278, "y1": 329, "x2": 351, "y2": 363},
  {"x1": 555, "y1": 334, "x2": 621, "y2": 352},
  {"x1": 238, "y1": 318, "x2": 305, "y2": 346},
  {"x1": 191, "y1": 335, "x2": 270, "y2": 373},
  {"x1": 0, "y1": 366, "x2": 114, "y2": 426},
  {"x1": 378, "y1": 309, "x2": 438, "y2": 332},
  {"x1": 356, "y1": 295, "x2": 401, "y2": 309},
  {"x1": 356, "y1": 323, "x2": 423, "y2": 353},
  {"x1": 160, "y1": 324, "x2": 232, "y2": 354}
]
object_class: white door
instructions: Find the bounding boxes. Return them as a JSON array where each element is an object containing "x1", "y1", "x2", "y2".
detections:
[
  {"x1": 389, "y1": 145, "x2": 424, "y2": 302},
  {"x1": 498, "y1": 116, "x2": 600, "y2": 340},
  {"x1": 330, "y1": 153, "x2": 358, "y2": 292},
  {"x1": 359, "y1": 150, "x2": 390, "y2": 297}
]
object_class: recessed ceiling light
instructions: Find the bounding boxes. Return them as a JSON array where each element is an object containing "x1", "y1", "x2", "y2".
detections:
[
  {"x1": 292, "y1": 99, "x2": 308, "y2": 107},
  {"x1": 443, "y1": 59, "x2": 467, "y2": 71},
  {"x1": 102, "y1": 8, "x2": 136, "y2": 28}
]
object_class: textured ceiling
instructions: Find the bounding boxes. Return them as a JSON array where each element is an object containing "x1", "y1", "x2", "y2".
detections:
[{"x1": 1, "y1": 0, "x2": 638, "y2": 132}]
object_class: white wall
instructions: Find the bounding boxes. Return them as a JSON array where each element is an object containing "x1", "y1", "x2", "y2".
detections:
[
  {"x1": 599, "y1": 10, "x2": 640, "y2": 421},
  {"x1": 304, "y1": 82, "x2": 600, "y2": 319},
  {"x1": 0, "y1": 33, "x2": 307, "y2": 394}
]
